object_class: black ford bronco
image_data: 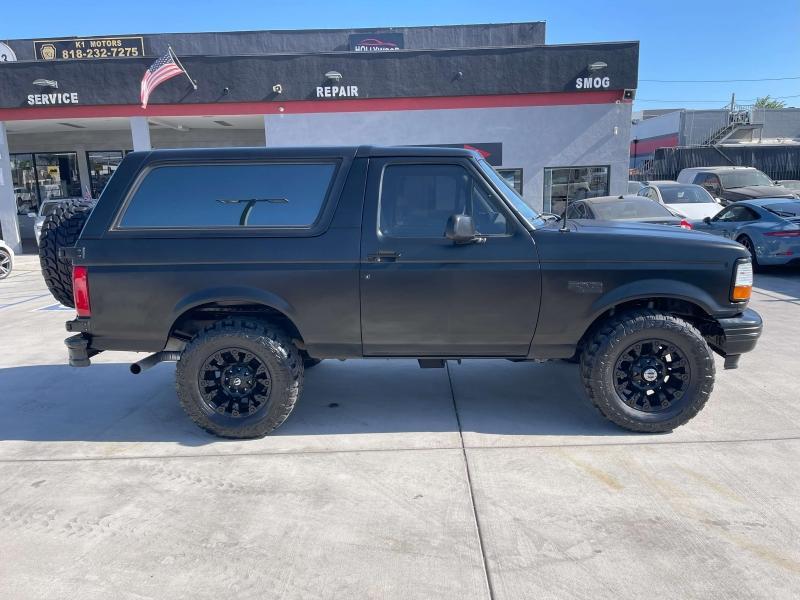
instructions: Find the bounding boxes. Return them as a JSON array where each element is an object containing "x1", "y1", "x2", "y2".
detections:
[{"x1": 41, "y1": 146, "x2": 762, "y2": 438}]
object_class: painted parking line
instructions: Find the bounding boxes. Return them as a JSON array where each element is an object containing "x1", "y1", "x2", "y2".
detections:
[
  {"x1": 0, "y1": 293, "x2": 52, "y2": 310},
  {"x1": 33, "y1": 303, "x2": 73, "y2": 312}
]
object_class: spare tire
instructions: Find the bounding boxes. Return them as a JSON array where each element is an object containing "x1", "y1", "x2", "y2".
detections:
[{"x1": 38, "y1": 200, "x2": 93, "y2": 308}]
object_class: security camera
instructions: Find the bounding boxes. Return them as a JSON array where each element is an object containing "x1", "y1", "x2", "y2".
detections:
[
  {"x1": 623, "y1": 89, "x2": 636, "y2": 100},
  {"x1": 272, "y1": 84, "x2": 283, "y2": 94}
]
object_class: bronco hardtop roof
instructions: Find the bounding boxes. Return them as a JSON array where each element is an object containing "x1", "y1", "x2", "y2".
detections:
[{"x1": 128, "y1": 145, "x2": 478, "y2": 161}]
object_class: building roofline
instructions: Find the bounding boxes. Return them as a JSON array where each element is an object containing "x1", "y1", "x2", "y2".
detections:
[{"x1": 2, "y1": 21, "x2": 548, "y2": 44}]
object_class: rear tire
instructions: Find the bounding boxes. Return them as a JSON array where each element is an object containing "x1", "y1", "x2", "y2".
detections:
[
  {"x1": 176, "y1": 319, "x2": 303, "y2": 439},
  {"x1": 737, "y1": 235, "x2": 760, "y2": 272},
  {"x1": 38, "y1": 200, "x2": 93, "y2": 307},
  {"x1": 580, "y1": 309, "x2": 715, "y2": 433}
]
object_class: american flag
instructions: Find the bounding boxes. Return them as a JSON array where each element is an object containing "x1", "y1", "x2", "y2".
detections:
[{"x1": 140, "y1": 51, "x2": 185, "y2": 109}]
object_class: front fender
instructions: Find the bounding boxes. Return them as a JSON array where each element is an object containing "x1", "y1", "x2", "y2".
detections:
[{"x1": 589, "y1": 278, "x2": 721, "y2": 320}]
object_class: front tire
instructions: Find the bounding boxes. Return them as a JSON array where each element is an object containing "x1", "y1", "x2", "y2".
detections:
[
  {"x1": 580, "y1": 310, "x2": 715, "y2": 433},
  {"x1": 176, "y1": 319, "x2": 303, "y2": 439}
]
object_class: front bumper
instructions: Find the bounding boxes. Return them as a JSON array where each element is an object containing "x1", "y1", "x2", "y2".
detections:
[{"x1": 705, "y1": 308, "x2": 763, "y2": 369}]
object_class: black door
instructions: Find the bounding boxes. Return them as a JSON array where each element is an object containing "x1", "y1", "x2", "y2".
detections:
[{"x1": 360, "y1": 157, "x2": 541, "y2": 356}]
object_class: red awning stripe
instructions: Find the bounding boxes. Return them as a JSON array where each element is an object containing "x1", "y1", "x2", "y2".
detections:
[{"x1": 630, "y1": 133, "x2": 679, "y2": 156}]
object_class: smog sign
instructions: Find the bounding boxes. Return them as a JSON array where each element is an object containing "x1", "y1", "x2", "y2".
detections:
[{"x1": 34, "y1": 37, "x2": 144, "y2": 60}]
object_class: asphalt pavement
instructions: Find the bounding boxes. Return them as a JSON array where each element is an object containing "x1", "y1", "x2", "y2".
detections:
[{"x1": 1, "y1": 254, "x2": 799, "y2": 599}]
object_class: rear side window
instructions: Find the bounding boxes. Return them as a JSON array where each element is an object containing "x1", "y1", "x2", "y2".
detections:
[{"x1": 119, "y1": 162, "x2": 336, "y2": 229}]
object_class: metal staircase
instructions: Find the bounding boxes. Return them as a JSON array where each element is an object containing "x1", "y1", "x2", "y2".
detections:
[{"x1": 701, "y1": 105, "x2": 762, "y2": 146}]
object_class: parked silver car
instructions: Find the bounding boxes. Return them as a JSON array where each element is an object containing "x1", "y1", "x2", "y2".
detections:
[
  {"x1": 692, "y1": 198, "x2": 800, "y2": 269},
  {"x1": 33, "y1": 199, "x2": 66, "y2": 246}
]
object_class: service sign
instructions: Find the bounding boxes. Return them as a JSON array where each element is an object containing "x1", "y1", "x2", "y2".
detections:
[
  {"x1": 34, "y1": 37, "x2": 144, "y2": 61},
  {"x1": 349, "y1": 33, "x2": 404, "y2": 52}
]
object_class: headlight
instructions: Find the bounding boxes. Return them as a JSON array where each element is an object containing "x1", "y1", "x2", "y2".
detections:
[{"x1": 731, "y1": 259, "x2": 753, "y2": 302}]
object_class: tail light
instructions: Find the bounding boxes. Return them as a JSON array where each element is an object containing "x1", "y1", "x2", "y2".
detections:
[
  {"x1": 731, "y1": 259, "x2": 753, "y2": 302},
  {"x1": 73, "y1": 266, "x2": 91, "y2": 317},
  {"x1": 764, "y1": 230, "x2": 800, "y2": 237},
  {"x1": 679, "y1": 219, "x2": 693, "y2": 230}
]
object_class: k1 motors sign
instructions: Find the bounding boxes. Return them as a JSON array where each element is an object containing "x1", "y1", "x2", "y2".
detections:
[{"x1": 349, "y1": 33, "x2": 404, "y2": 52}]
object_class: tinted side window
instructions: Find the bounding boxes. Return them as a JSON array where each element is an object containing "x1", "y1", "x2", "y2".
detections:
[
  {"x1": 119, "y1": 163, "x2": 336, "y2": 228},
  {"x1": 379, "y1": 164, "x2": 508, "y2": 237}
]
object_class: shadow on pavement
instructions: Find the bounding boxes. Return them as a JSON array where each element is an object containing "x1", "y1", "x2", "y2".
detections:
[
  {"x1": 754, "y1": 267, "x2": 800, "y2": 300},
  {"x1": 0, "y1": 359, "x2": 626, "y2": 444}
]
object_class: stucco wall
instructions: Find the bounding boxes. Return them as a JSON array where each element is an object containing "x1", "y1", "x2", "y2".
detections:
[{"x1": 265, "y1": 102, "x2": 632, "y2": 211}]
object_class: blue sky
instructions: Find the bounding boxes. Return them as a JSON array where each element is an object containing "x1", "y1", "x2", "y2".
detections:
[{"x1": 2, "y1": 0, "x2": 798, "y2": 110}]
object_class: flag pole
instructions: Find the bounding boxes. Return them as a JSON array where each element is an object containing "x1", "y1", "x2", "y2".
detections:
[{"x1": 168, "y1": 46, "x2": 197, "y2": 90}]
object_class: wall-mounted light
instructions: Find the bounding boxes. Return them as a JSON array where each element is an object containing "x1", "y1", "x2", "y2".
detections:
[
  {"x1": 33, "y1": 79, "x2": 58, "y2": 88},
  {"x1": 588, "y1": 61, "x2": 607, "y2": 72},
  {"x1": 325, "y1": 71, "x2": 343, "y2": 82}
]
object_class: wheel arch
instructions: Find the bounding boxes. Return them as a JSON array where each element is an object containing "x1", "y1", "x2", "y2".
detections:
[
  {"x1": 575, "y1": 281, "x2": 718, "y2": 355},
  {"x1": 166, "y1": 286, "x2": 304, "y2": 348}
]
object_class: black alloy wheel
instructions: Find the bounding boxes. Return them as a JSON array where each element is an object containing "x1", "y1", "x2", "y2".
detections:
[
  {"x1": 198, "y1": 348, "x2": 272, "y2": 418},
  {"x1": 613, "y1": 339, "x2": 689, "y2": 413}
]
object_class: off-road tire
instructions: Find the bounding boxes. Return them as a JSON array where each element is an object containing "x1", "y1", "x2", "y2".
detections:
[
  {"x1": 176, "y1": 319, "x2": 303, "y2": 438},
  {"x1": 38, "y1": 200, "x2": 93, "y2": 307},
  {"x1": 580, "y1": 309, "x2": 715, "y2": 433}
]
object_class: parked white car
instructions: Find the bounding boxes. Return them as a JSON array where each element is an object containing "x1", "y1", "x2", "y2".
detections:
[
  {"x1": 638, "y1": 181, "x2": 724, "y2": 220},
  {"x1": 0, "y1": 239, "x2": 14, "y2": 279}
]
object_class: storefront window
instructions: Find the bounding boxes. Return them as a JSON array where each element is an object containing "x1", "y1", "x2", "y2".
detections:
[
  {"x1": 544, "y1": 166, "x2": 610, "y2": 214},
  {"x1": 11, "y1": 154, "x2": 38, "y2": 215},
  {"x1": 34, "y1": 152, "x2": 80, "y2": 202},
  {"x1": 497, "y1": 169, "x2": 523, "y2": 195},
  {"x1": 87, "y1": 151, "x2": 124, "y2": 197}
]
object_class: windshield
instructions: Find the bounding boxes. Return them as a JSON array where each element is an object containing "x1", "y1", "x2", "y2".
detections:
[
  {"x1": 591, "y1": 197, "x2": 674, "y2": 220},
  {"x1": 658, "y1": 185, "x2": 715, "y2": 204},
  {"x1": 765, "y1": 201, "x2": 800, "y2": 218},
  {"x1": 719, "y1": 170, "x2": 774, "y2": 189},
  {"x1": 779, "y1": 181, "x2": 800, "y2": 191},
  {"x1": 477, "y1": 159, "x2": 542, "y2": 226},
  {"x1": 39, "y1": 202, "x2": 61, "y2": 217}
]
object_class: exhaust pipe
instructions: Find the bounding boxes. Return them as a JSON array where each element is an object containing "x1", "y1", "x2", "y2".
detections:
[{"x1": 130, "y1": 351, "x2": 182, "y2": 374}]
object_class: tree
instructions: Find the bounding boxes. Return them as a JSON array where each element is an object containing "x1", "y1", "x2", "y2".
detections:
[{"x1": 754, "y1": 95, "x2": 787, "y2": 109}]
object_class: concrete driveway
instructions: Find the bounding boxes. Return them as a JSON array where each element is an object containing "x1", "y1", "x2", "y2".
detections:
[{"x1": 1, "y1": 255, "x2": 799, "y2": 599}]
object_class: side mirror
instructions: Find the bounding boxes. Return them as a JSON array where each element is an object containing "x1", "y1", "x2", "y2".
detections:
[
  {"x1": 703, "y1": 216, "x2": 712, "y2": 225},
  {"x1": 445, "y1": 214, "x2": 477, "y2": 244}
]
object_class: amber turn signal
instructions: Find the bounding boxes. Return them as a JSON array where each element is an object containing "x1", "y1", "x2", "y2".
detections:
[{"x1": 731, "y1": 285, "x2": 752, "y2": 301}]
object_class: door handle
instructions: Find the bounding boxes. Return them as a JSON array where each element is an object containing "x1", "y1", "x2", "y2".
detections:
[{"x1": 367, "y1": 250, "x2": 400, "y2": 263}]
